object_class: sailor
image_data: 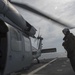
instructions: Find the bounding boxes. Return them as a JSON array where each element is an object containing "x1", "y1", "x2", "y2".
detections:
[{"x1": 62, "y1": 28, "x2": 75, "y2": 72}]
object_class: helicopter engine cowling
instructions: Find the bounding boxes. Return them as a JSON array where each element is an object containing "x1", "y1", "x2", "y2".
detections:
[{"x1": 0, "y1": 0, "x2": 36, "y2": 37}]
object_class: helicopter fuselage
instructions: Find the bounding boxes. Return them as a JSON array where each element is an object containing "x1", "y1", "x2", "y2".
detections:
[
  {"x1": 0, "y1": 0, "x2": 43, "y2": 75},
  {"x1": 0, "y1": 24, "x2": 33, "y2": 75}
]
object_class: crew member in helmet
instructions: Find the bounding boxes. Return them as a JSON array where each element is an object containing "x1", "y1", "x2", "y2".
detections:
[{"x1": 62, "y1": 28, "x2": 75, "y2": 72}]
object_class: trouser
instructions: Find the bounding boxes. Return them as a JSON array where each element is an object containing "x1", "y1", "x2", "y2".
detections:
[{"x1": 69, "y1": 56, "x2": 75, "y2": 72}]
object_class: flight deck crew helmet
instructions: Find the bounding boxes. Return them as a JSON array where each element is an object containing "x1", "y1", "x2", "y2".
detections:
[{"x1": 62, "y1": 28, "x2": 70, "y2": 35}]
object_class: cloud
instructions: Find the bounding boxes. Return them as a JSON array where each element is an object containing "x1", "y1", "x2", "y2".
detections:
[{"x1": 15, "y1": 0, "x2": 75, "y2": 53}]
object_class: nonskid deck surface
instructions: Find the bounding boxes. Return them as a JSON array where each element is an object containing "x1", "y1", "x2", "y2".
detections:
[{"x1": 12, "y1": 57, "x2": 75, "y2": 75}]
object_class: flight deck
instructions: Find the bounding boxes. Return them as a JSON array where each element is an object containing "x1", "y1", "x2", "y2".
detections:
[{"x1": 14, "y1": 57, "x2": 75, "y2": 75}]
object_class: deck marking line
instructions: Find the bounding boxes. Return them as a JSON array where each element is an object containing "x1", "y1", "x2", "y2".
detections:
[{"x1": 21, "y1": 58, "x2": 57, "y2": 75}]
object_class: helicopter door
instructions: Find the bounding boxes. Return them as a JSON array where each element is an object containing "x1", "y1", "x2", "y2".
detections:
[
  {"x1": 23, "y1": 36, "x2": 33, "y2": 68},
  {"x1": 3, "y1": 27, "x2": 23, "y2": 74}
]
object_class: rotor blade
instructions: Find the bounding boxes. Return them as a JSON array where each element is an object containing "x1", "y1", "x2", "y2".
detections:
[
  {"x1": 69, "y1": 27, "x2": 75, "y2": 29},
  {"x1": 11, "y1": 2, "x2": 72, "y2": 28},
  {"x1": 65, "y1": 27, "x2": 75, "y2": 30}
]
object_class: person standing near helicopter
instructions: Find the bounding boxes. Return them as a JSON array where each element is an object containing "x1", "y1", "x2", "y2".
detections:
[{"x1": 62, "y1": 28, "x2": 75, "y2": 72}]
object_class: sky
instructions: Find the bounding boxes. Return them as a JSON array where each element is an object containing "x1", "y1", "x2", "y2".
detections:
[{"x1": 12, "y1": 0, "x2": 75, "y2": 53}]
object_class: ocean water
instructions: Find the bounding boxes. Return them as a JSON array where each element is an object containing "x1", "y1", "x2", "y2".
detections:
[{"x1": 39, "y1": 52, "x2": 67, "y2": 59}]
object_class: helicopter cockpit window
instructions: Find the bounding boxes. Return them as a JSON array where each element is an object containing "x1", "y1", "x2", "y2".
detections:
[
  {"x1": 10, "y1": 28, "x2": 21, "y2": 40},
  {"x1": 23, "y1": 36, "x2": 31, "y2": 52},
  {"x1": 10, "y1": 28, "x2": 22, "y2": 51}
]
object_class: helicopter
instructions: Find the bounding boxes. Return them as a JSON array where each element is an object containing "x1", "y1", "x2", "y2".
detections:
[{"x1": 0, "y1": 0, "x2": 74, "y2": 75}]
